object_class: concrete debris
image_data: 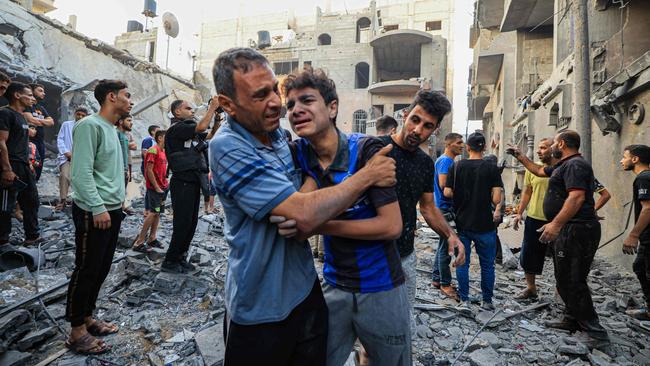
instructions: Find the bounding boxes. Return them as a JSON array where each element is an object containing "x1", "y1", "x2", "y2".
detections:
[
  {"x1": 0, "y1": 350, "x2": 32, "y2": 366},
  {"x1": 16, "y1": 326, "x2": 56, "y2": 351},
  {"x1": 195, "y1": 317, "x2": 225, "y2": 366},
  {"x1": 468, "y1": 347, "x2": 504, "y2": 366}
]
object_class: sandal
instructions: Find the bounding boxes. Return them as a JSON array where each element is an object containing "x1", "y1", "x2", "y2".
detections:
[
  {"x1": 87, "y1": 320, "x2": 119, "y2": 336},
  {"x1": 515, "y1": 288, "x2": 539, "y2": 301},
  {"x1": 147, "y1": 239, "x2": 163, "y2": 249},
  {"x1": 65, "y1": 333, "x2": 110, "y2": 355},
  {"x1": 626, "y1": 308, "x2": 650, "y2": 321},
  {"x1": 441, "y1": 285, "x2": 460, "y2": 302}
]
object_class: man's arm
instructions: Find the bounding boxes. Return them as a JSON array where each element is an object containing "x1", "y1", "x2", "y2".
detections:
[
  {"x1": 438, "y1": 173, "x2": 447, "y2": 191},
  {"x1": 507, "y1": 145, "x2": 547, "y2": 177},
  {"x1": 196, "y1": 96, "x2": 220, "y2": 133},
  {"x1": 595, "y1": 188, "x2": 611, "y2": 211},
  {"x1": 316, "y1": 202, "x2": 402, "y2": 240},
  {"x1": 0, "y1": 131, "x2": 15, "y2": 186},
  {"x1": 56, "y1": 124, "x2": 69, "y2": 155},
  {"x1": 492, "y1": 187, "x2": 503, "y2": 222},
  {"x1": 514, "y1": 184, "x2": 533, "y2": 230},
  {"x1": 419, "y1": 193, "x2": 465, "y2": 266},
  {"x1": 23, "y1": 112, "x2": 54, "y2": 127},
  {"x1": 71, "y1": 123, "x2": 105, "y2": 215},
  {"x1": 207, "y1": 114, "x2": 222, "y2": 140},
  {"x1": 623, "y1": 200, "x2": 650, "y2": 254},
  {"x1": 146, "y1": 161, "x2": 162, "y2": 193},
  {"x1": 270, "y1": 145, "x2": 396, "y2": 234},
  {"x1": 538, "y1": 190, "x2": 585, "y2": 243}
]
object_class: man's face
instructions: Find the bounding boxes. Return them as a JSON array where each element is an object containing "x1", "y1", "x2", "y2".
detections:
[
  {"x1": 620, "y1": 150, "x2": 637, "y2": 171},
  {"x1": 156, "y1": 133, "x2": 166, "y2": 145},
  {"x1": 175, "y1": 101, "x2": 195, "y2": 120},
  {"x1": 111, "y1": 88, "x2": 132, "y2": 116},
  {"x1": 16, "y1": 87, "x2": 36, "y2": 109},
  {"x1": 537, "y1": 140, "x2": 553, "y2": 164},
  {"x1": 150, "y1": 127, "x2": 159, "y2": 137},
  {"x1": 400, "y1": 105, "x2": 440, "y2": 150},
  {"x1": 221, "y1": 64, "x2": 282, "y2": 136},
  {"x1": 122, "y1": 117, "x2": 133, "y2": 131},
  {"x1": 447, "y1": 138, "x2": 464, "y2": 156},
  {"x1": 286, "y1": 87, "x2": 337, "y2": 138},
  {"x1": 550, "y1": 136, "x2": 564, "y2": 159},
  {"x1": 28, "y1": 126, "x2": 37, "y2": 138},
  {"x1": 74, "y1": 111, "x2": 87, "y2": 121},
  {"x1": 0, "y1": 81, "x2": 8, "y2": 97},
  {"x1": 33, "y1": 86, "x2": 45, "y2": 100}
]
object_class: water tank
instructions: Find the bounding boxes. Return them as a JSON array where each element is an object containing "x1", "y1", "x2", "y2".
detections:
[
  {"x1": 127, "y1": 20, "x2": 144, "y2": 33},
  {"x1": 143, "y1": 0, "x2": 157, "y2": 18},
  {"x1": 258, "y1": 31, "x2": 271, "y2": 49}
]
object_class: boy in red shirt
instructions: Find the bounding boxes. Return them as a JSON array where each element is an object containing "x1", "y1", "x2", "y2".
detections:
[{"x1": 133, "y1": 130, "x2": 168, "y2": 252}]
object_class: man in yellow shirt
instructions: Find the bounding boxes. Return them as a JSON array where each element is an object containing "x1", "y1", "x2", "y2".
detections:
[{"x1": 513, "y1": 138, "x2": 552, "y2": 299}]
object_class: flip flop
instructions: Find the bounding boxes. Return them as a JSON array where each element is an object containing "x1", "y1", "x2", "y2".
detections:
[
  {"x1": 65, "y1": 333, "x2": 110, "y2": 355},
  {"x1": 626, "y1": 308, "x2": 650, "y2": 321},
  {"x1": 87, "y1": 320, "x2": 119, "y2": 336},
  {"x1": 147, "y1": 239, "x2": 163, "y2": 249},
  {"x1": 132, "y1": 242, "x2": 153, "y2": 253}
]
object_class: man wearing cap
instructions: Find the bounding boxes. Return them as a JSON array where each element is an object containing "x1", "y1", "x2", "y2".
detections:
[{"x1": 444, "y1": 132, "x2": 503, "y2": 310}]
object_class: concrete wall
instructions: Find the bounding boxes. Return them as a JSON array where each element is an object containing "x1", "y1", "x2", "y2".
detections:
[{"x1": 0, "y1": 1, "x2": 201, "y2": 146}]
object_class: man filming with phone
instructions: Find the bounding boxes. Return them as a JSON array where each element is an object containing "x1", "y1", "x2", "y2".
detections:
[
  {"x1": 0, "y1": 82, "x2": 41, "y2": 246},
  {"x1": 162, "y1": 97, "x2": 221, "y2": 273}
]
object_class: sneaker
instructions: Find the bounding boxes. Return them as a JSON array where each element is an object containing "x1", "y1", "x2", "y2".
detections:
[
  {"x1": 626, "y1": 308, "x2": 650, "y2": 321},
  {"x1": 440, "y1": 285, "x2": 460, "y2": 302},
  {"x1": 456, "y1": 301, "x2": 472, "y2": 315},
  {"x1": 468, "y1": 294, "x2": 482, "y2": 304},
  {"x1": 180, "y1": 260, "x2": 196, "y2": 272},
  {"x1": 481, "y1": 301, "x2": 496, "y2": 311},
  {"x1": 545, "y1": 317, "x2": 580, "y2": 332},
  {"x1": 161, "y1": 261, "x2": 187, "y2": 274},
  {"x1": 515, "y1": 288, "x2": 539, "y2": 301}
]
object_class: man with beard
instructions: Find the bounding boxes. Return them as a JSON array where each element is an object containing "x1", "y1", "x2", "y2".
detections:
[
  {"x1": 620, "y1": 145, "x2": 650, "y2": 320},
  {"x1": 508, "y1": 130, "x2": 610, "y2": 349},
  {"x1": 162, "y1": 98, "x2": 219, "y2": 273},
  {"x1": 0, "y1": 71, "x2": 9, "y2": 97},
  {"x1": 377, "y1": 91, "x2": 465, "y2": 328},
  {"x1": 0, "y1": 82, "x2": 40, "y2": 245},
  {"x1": 210, "y1": 49, "x2": 396, "y2": 365},
  {"x1": 283, "y1": 69, "x2": 410, "y2": 366},
  {"x1": 23, "y1": 84, "x2": 54, "y2": 180},
  {"x1": 116, "y1": 115, "x2": 137, "y2": 188},
  {"x1": 56, "y1": 108, "x2": 89, "y2": 210},
  {"x1": 65, "y1": 80, "x2": 131, "y2": 354},
  {"x1": 511, "y1": 138, "x2": 552, "y2": 300}
]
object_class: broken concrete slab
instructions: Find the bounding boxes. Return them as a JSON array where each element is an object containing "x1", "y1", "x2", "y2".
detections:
[
  {"x1": 468, "y1": 347, "x2": 504, "y2": 366},
  {"x1": 0, "y1": 309, "x2": 31, "y2": 338},
  {"x1": 17, "y1": 326, "x2": 57, "y2": 351},
  {"x1": 153, "y1": 271, "x2": 185, "y2": 294},
  {"x1": 195, "y1": 317, "x2": 225, "y2": 366},
  {"x1": 0, "y1": 350, "x2": 32, "y2": 366}
]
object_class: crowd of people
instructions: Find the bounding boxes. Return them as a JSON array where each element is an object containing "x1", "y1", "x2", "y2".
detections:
[{"x1": 0, "y1": 45, "x2": 649, "y2": 365}]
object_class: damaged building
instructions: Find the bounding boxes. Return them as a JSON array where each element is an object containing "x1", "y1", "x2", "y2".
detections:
[
  {"x1": 469, "y1": 0, "x2": 650, "y2": 267},
  {"x1": 0, "y1": 0, "x2": 202, "y2": 150},
  {"x1": 196, "y1": 0, "x2": 455, "y2": 155}
]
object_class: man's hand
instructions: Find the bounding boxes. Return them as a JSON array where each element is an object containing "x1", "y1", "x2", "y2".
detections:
[
  {"x1": 1, "y1": 170, "x2": 16, "y2": 187},
  {"x1": 538, "y1": 221, "x2": 561, "y2": 243},
  {"x1": 64, "y1": 152, "x2": 72, "y2": 160},
  {"x1": 448, "y1": 234, "x2": 466, "y2": 267},
  {"x1": 270, "y1": 215, "x2": 298, "y2": 238},
  {"x1": 208, "y1": 96, "x2": 220, "y2": 111},
  {"x1": 363, "y1": 144, "x2": 396, "y2": 187},
  {"x1": 93, "y1": 211, "x2": 111, "y2": 230},
  {"x1": 623, "y1": 235, "x2": 639, "y2": 255},
  {"x1": 505, "y1": 144, "x2": 521, "y2": 158},
  {"x1": 155, "y1": 186, "x2": 164, "y2": 194},
  {"x1": 493, "y1": 211, "x2": 501, "y2": 224},
  {"x1": 513, "y1": 214, "x2": 522, "y2": 231}
]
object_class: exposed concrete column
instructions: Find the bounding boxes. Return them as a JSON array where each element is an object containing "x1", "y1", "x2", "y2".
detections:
[
  {"x1": 572, "y1": 0, "x2": 592, "y2": 162},
  {"x1": 526, "y1": 134, "x2": 535, "y2": 160}
]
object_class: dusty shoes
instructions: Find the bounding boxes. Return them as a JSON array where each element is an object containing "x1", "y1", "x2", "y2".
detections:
[
  {"x1": 515, "y1": 288, "x2": 538, "y2": 301},
  {"x1": 626, "y1": 308, "x2": 650, "y2": 321},
  {"x1": 440, "y1": 285, "x2": 460, "y2": 302}
]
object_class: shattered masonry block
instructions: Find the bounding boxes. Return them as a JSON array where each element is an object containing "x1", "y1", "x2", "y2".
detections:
[
  {"x1": 195, "y1": 317, "x2": 225, "y2": 366},
  {"x1": 17, "y1": 326, "x2": 57, "y2": 351},
  {"x1": 153, "y1": 272, "x2": 185, "y2": 294},
  {"x1": 469, "y1": 347, "x2": 504, "y2": 366},
  {"x1": 0, "y1": 309, "x2": 31, "y2": 339},
  {"x1": 0, "y1": 350, "x2": 32, "y2": 366}
]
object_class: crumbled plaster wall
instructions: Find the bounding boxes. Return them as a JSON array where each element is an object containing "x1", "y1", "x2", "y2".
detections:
[{"x1": 0, "y1": 1, "x2": 202, "y2": 145}]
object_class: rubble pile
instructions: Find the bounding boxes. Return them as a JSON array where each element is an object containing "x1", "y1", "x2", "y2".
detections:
[{"x1": 0, "y1": 162, "x2": 649, "y2": 365}]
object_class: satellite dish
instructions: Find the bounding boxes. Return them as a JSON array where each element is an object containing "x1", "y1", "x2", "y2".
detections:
[{"x1": 162, "y1": 12, "x2": 179, "y2": 38}]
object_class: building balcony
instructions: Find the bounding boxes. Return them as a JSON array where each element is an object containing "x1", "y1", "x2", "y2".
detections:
[
  {"x1": 32, "y1": 0, "x2": 56, "y2": 14},
  {"x1": 500, "y1": 0, "x2": 554, "y2": 32},
  {"x1": 368, "y1": 79, "x2": 421, "y2": 95},
  {"x1": 370, "y1": 30, "x2": 432, "y2": 83},
  {"x1": 468, "y1": 95, "x2": 490, "y2": 120},
  {"x1": 476, "y1": 0, "x2": 505, "y2": 29},
  {"x1": 475, "y1": 52, "x2": 503, "y2": 85}
]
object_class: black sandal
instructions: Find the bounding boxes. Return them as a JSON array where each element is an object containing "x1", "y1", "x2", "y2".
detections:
[
  {"x1": 65, "y1": 333, "x2": 110, "y2": 355},
  {"x1": 132, "y1": 243, "x2": 152, "y2": 253},
  {"x1": 147, "y1": 239, "x2": 163, "y2": 249}
]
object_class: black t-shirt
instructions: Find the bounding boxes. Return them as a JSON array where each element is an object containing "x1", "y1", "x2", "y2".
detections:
[
  {"x1": 542, "y1": 154, "x2": 597, "y2": 222},
  {"x1": 0, "y1": 107, "x2": 30, "y2": 165},
  {"x1": 378, "y1": 135, "x2": 434, "y2": 257},
  {"x1": 445, "y1": 159, "x2": 504, "y2": 232},
  {"x1": 26, "y1": 103, "x2": 49, "y2": 144},
  {"x1": 633, "y1": 170, "x2": 650, "y2": 242},
  {"x1": 165, "y1": 119, "x2": 205, "y2": 183}
]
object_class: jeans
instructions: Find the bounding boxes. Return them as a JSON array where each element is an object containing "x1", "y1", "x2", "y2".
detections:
[
  {"x1": 65, "y1": 204, "x2": 124, "y2": 326},
  {"x1": 431, "y1": 209, "x2": 454, "y2": 286},
  {"x1": 456, "y1": 229, "x2": 497, "y2": 302},
  {"x1": 633, "y1": 241, "x2": 650, "y2": 308},
  {"x1": 165, "y1": 176, "x2": 201, "y2": 263}
]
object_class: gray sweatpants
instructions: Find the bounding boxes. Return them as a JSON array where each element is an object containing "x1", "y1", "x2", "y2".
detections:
[
  {"x1": 323, "y1": 283, "x2": 411, "y2": 366},
  {"x1": 401, "y1": 252, "x2": 417, "y2": 335}
]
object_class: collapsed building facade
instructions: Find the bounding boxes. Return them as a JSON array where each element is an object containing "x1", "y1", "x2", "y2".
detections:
[
  {"x1": 196, "y1": 0, "x2": 455, "y2": 155},
  {"x1": 0, "y1": 0, "x2": 202, "y2": 149},
  {"x1": 469, "y1": 0, "x2": 650, "y2": 266}
]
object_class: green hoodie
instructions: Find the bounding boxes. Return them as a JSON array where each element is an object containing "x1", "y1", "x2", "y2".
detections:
[{"x1": 71, "y1": 113, "x2": 125, "y2": 215}]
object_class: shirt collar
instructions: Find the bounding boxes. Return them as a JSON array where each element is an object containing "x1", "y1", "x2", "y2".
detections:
[
  {"x1": 303, "y1": 128, "x2": 349, "y2": 172},
  {"x1": 227, "y1": 115, "x2": 283, "y2": 150}
]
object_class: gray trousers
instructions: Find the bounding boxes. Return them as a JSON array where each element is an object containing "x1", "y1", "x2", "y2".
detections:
[
  {"x1": 323, "y1": 283, "x2": 411, "y2": 366},
  {"x1": 401, "y1": 252, "x2": 417, "y2": 335}
]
